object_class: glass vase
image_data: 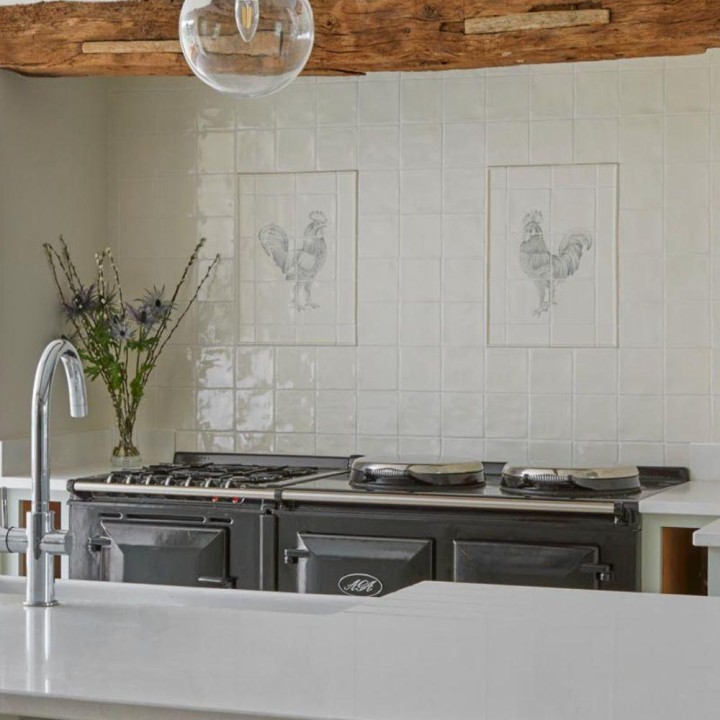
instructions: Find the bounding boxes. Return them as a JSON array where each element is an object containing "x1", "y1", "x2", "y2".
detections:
[{"x1": 111, "y1": 425, "x2": 143, "y2": 470}]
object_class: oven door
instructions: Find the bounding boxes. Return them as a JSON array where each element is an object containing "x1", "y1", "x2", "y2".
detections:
[
  {"x1": 453, "y1": 540, "x2": 607, "y2": 590},
  {"x1": 284, "y1": 533, "x2": 433, "y2": 597},
  {"x1": 94, "y1": 521, "x2": 233, "y2": 589}
]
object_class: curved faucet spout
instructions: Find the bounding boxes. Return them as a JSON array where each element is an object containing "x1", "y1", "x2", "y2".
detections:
[
  {"x1": 28, "y1": 339, "x2": 88, "y2": 607},
  {"x1": 33, "y1": 340, "x2": 87, "y2": 422},
  {"x1": 31, "y1": 340, "x2": 87, "y2": 511}
]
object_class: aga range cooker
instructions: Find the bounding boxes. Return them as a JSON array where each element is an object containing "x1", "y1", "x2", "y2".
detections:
[{"x1": 67, "y1": 453, "x2": 688, "y2": 597}]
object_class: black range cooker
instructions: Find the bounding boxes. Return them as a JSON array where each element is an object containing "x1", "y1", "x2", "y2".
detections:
[
  {"x1": 67, "y1": 454, "x2": 349, "y2": 591},
  {"x1": 67, "y1": 453, "x2": 688, "y2": 596}
]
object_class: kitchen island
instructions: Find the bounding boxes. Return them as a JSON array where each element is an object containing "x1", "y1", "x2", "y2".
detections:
[{"x1": 0, "y1": 577, "x2": 718, "y2": 720}]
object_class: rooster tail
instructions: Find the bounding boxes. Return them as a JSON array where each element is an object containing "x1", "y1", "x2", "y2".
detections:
[
  {"x1": 258, "y1": 223, "x2": 290, "y2": 273},
  {"x1": 553, "y1": 228, "x2": 593, "y2": 279}
]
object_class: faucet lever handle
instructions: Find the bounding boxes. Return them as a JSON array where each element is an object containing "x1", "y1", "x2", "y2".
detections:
[{"x1": 0, "y1": 486, "x2": 7, "y2": 529}]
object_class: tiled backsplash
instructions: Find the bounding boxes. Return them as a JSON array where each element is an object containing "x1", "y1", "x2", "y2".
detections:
[{"x1": 108, "y1": 51, "x2": 720, "y2": 466}]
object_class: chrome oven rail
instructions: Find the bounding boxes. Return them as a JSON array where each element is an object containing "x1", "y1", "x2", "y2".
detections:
[{"x1": 70, "y1": 480, "x2": 617, "y2": 514}]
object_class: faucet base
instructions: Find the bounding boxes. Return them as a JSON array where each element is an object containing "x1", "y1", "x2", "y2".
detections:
[{"x1": 24, "y1": 600, "x2": 59, "y2": 608}]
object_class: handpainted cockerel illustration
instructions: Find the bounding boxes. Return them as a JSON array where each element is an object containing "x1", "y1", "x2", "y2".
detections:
[
  {"x1": 519, "y1": 210, "x2": 593, "y2": 317},
  {"x1": 258, "y1": 210, "x2": 328, "y2": 310}
]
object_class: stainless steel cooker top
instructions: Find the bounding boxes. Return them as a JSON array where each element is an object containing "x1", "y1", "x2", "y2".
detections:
[{"x1": 68, "y1": 453, "x2": 688, "y2": 515}]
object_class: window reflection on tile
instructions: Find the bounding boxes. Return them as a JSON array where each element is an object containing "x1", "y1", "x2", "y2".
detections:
[
  {"x1": 197, "y1": 347, "x2": 234, "y2": 388},
  {"x1": 236, "y1": 347, "x2": 274, "y2": 388},
  {"x1": 236, "y1": 390, "x2": 274, "y2": 432},
  {"x1": 197, "y1": 303, "x2": 237, "y2": 345},
  {"x1": 198, "y1": 216, "x2": 236, "y2": 258},
  {"x1": 276, "y1": 347, "x2": 316, "y2": 389},
  {"x1": 275, "y1": 390, "x2": 315, "y2": 433},
  {"x1": 196, "y1": 389, "x2": 234, "y2": 431},
  {"x1": 198, "y1": 258, "x2": 235, "y2": 302},
  {"x1": 236, "y1": 432, "x2": 275, "y2": 452},
  {"x1": 197, "y1": 132, "x2": 235, "y2": 174},
  {"x1": 196, "y1": 433, "x2": 236, "y2": 452},
  {"x1": 276, "y1": 433, "x2": 317, "y2": 455}
]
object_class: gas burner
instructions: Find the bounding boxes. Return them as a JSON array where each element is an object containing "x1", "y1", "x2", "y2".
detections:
[
  {"x1": 350, "y1": 458, "x2": 485, "y2": 491},
  {"x1": 500, "y1": 465, "x2": 641, "y2": 499},
  {"x1": 102, "y1": 464, "x2": 324, "y2": 489}
]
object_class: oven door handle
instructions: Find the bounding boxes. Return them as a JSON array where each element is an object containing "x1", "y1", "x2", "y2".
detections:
[
  {"x1": 197, "y1": 575, "x2": 237, "y2": 589},
  {"x1": 88, "y1": 535, "x2": 111, "y2": 551},
  {"x1": 284, "y1": 548, "x2": 310, "y2": 565},
  {"x1": 579, "y1": 562, "x2": 614, "y2": 583}
]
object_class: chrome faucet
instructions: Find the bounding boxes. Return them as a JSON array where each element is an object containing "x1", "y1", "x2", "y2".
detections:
[{"x1": 0, "y1": 339, "x2": 87, "y2": 606}]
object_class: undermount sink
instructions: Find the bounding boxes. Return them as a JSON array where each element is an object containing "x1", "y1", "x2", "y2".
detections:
[{"x1": 0, "y1": 574, "x2": 362, "y2": 615}]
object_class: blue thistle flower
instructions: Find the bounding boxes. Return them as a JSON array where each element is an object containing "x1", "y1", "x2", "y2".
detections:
[
  {"x1": 126, "y1": 303, "x2": 157, "y2": 330},
  {"x1": 109, "y1": 316, "x2": 135, "y2": 343},
  {"x1": 140, "y1": 286, "x2": 173, "y2": 321}
]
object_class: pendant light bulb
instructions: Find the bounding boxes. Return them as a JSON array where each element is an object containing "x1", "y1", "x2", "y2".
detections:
[
  {"x1": 179, "y1": 0, "x2": 315, "y2": 98},
  {"x1": 236, "y1": 0, "x2": 260, "y2": 43}
]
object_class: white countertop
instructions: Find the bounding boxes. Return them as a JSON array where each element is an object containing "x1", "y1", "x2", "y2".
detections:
[
  {"x1": 639, "y1": 479, "x2": 720, "y2": 516},
  {"x1": 0, "y1": 465, "x2": 109, "y2": 493},
  {"x1": 0, "y1": 577, "x2": 719, "y2": 720},
  {"x1": 693, "y1": 517, "x2": 720, "y2": 547}
]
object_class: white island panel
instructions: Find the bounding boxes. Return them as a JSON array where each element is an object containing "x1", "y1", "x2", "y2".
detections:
[{"x1": 0, "y1": 578, "x2": 718, "y2": 720}]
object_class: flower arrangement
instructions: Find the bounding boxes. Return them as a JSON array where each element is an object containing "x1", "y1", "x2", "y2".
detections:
[{"x1": 44, "y1": 236, "x2": 220, "y2": 466}]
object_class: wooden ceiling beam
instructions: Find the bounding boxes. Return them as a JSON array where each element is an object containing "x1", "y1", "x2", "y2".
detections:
[{"x1": 0, "y1": 0, "x2": 719, "y2": 78}]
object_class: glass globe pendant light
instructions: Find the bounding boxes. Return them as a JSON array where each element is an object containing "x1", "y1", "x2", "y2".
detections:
[{"x1": 179, "y1": 0, "x2": 314, "y2": 98}]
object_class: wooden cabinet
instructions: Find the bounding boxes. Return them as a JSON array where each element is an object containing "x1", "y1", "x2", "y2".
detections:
[{"x1": 641, "y1": 513, "x2": 713, "y2": 595}]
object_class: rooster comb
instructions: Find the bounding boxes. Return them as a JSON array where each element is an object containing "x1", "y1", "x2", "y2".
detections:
[{"x1": 523, "y1": 210, "x2": 543, "y2": 227}]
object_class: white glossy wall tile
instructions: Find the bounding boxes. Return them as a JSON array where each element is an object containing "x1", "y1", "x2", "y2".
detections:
[{"x1": 110, "y1": 50, "x2": 720, "y2": 464}]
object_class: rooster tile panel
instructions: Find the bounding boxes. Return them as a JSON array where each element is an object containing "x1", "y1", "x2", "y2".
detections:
[
  {"x1": 238, "y1": 171, "x2": 357, "y2": 346},
  {"x1": 487, "y1": 164, "x2": 618, "y2": 348}
]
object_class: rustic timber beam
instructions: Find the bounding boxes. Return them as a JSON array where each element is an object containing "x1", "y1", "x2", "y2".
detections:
[{"x1": 0, "y1": 0, "x2": 719, "y2": 78}]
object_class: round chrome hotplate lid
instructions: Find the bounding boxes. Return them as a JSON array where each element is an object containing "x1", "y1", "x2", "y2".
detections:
[
  {"x1": 501, "y1": 465, "x2": 641, "y2": 496},
  {"x1": 350, "y1": 458, "x2": 485, "y2": 490}
]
